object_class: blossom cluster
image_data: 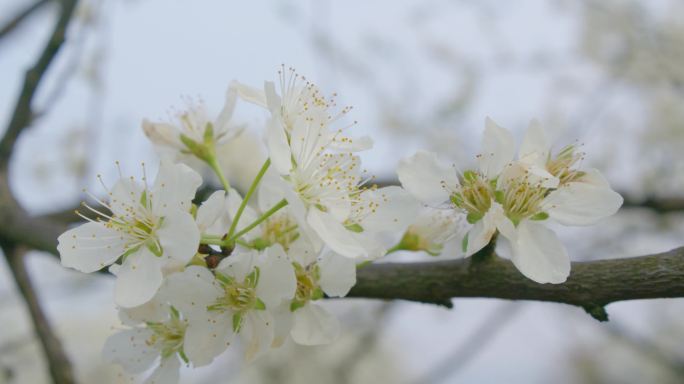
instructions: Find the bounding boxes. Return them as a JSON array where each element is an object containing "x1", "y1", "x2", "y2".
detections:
[{"x1": 57, "y1": 67, "x2": 622, "y2": 382}]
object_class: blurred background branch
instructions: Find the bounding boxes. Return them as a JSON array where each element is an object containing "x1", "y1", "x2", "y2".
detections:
[{"x1": 0, "y1": 0, "x2": 53, "y2": 42}]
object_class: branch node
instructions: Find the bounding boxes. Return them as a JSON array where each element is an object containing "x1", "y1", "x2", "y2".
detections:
[{"x1": 583, "y1": 304, "x2": 609, "y2": 322}]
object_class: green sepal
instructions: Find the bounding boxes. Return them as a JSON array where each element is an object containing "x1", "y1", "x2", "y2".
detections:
[
  {"x1": 250, "y1": 238, "x2": 271, "y2": 251},
  {"x1": 215, "y1": 272, "x2": 234, "y2": 286},
  {"x1": 531, "y1": 212, "x2": 549, "y2": 221},
  {"x1": 139, "y1": 190, "x2": 148, "y2": 206},
  {"x1": 203, "y1": 122, "x2": 214, "y2": 144},
  {"x1": 120, "y1": 245, "x2": 142, "y2": 262},
  {"x1": 245, "y1": 267, "x2": 260, "y2": 288},
  {"x1": 179, "y1": 350, "x2": 190, "y2": 364},
  {"x1": 461, "y1": 233, "x2": 469, "y2": 253},
  {"x1": 169, "y1": 306, "x2": 180, "y2": 320},
  {"x1": 232, "y1": 312, "x2": 243, "y2": 333},
  {"x1": 146, "y1": 241, "x2": 163, "y2": 257},
  {"x1": 345, "y1": 223, "x2": 364, "y2": 233},
  {"x1": 466, "y1": 212, "x2": 483, "y2": 224},
  {"x1": 494, "y1": 190, "x2": 505, "y2": 204},
  {"x1": 311, "y1": 287, "x2": 324, "y2": 301},
  {"x1": 463, "y1": 170, "x2": 478, "y2": 183},
  {"x1": 254, "y1": 298, "x2": 266, "y2": 310},
  {"x1": 450, "y1": 193, "x2": 464, "y2": 208},
  {"x1": 290, "y1": 300, "x2": 306, "y2": 312}
]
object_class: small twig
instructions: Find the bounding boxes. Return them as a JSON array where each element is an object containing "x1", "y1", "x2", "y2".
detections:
[
  {"x1": 1, "y1": 244, "x2": 75, "y2": 384},
  {"x1": 0, "y1": 0, "x2": 80, "y2": 167},
  {"x1": 0, "y1": 0, "x2": 53, "y2": 42}
]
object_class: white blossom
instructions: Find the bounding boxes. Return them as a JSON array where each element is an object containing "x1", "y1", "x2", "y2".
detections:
[
  {"x1": 164, "y1": 246, "x2": 296, "y2": 362},
  {"x1": 142, "y1": 87, "x2": 242, "y2": 160},
  {"x1": 57, "y1": 161, "x2": 202, "y2": 307},
  {"x1": 103, "y1": 303, "x2": 190, "y2": 384},
  {"x1": 398, "y1": 118, "x2": 623, "y2": 283},
  {"x1": 272, "y1": 240, "x2": 357, "y2": 347}
]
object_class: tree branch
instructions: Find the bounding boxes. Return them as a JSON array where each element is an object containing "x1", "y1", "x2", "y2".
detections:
[
  {"x1": 1, "y1": 244, "x2": 75, "y2": 384},
  {"x1": 0, "y1": 0, "x2": 79, "y2": 167},
  {"x1": 348, "y1": 246, "x2": 684, "y2": 321},
  {"x1": 0, "y1": 0, "x2": 53, "y2": 42}
]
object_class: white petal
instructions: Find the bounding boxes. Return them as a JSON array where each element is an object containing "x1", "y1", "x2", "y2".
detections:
[
  {"x1": 109, "y1": 177, "x2": 144, "y2": 217},
  {"x1": 142, "y1": 120, "x2": 183, "y2": 150},
  {"x1": 115, "y1": 248, "x2": 164, "y2": 308},
  {"x1": 519, "y1": 119, "x2": 549, "y2": 165},
  {"x1": 151, "y1": 161, "x2": 202, "y2": 217},
  {"x1": 119, "y1": 295, "x2": 169, "y2": 325},
  {"x1": 291, "y1": 304, "x2": 339, "y2": 346},
  {"x1": 266, "y1": 117, "x2": 292, "y2": 175},
  {"x1": 213, "y1": 83, "x2": 240, "y2": 141},
  {"x1": 478, "y1": 117, "x2": 515, "y2": 179},
  {"x1": 287, "y1": 236, "x2": 319, "y2": 266},
  {"x1": 232, "y1": 80, "x2": 267, "y2": 108},
  {"x1": 196, "y1": 190, "x2": 227, "y2": 234},
  {"x1": 157, "y1": 209, "x2": 200, "y2": 264},
  {"x1": 544, "y1": 188, "x2": 622, "y2": 226},
  {"x1": 509, "y1": 220, "x2": 570, "y2": 284},
  {"x1": 357, "y1": 186, "x2": 420, "y2": 233},
  {"x1": 216, "y1": 249, "x2": 257, "y2": 281},
  {"x1": 241, "y1": 311, "x2": 274, "y2": 362},
  {"x1": 256, "y1": 245, "x2": 296, "y2": 308},
  {"x1": 183, "y1": 312, "x2": 233, "y2": 367},
  {"x1": 397, "y1": 151, "x2": 458, "y2": 206},
  {"x1": 271, "y1": 303, "x2": 293, "y2": 348},
  {"x1": 102, "y1": 328, "x2": 157, "y2": 374},
  {"x1": 257, "y1": 175, "x2": 286, "y2": 213},
  {"x1": 162, "y1": 266, "x2": 221, "y2": 320},
  {"x1": 144, "y1": 355, "x2": 180, "y2": 384},
  {"x1": 307, "y1": 209, "x2": 368, "y2": 258},
  {"x1": 326, "y1": 133, "x2": 373, "y2": 152},
  {"x1": 464, "y1": 204, "x2": 504, "y2": 256},
  {"x1": 264, "y1": 81, "x2": 282, "y2": 114},
  {"x1": 58, "y1": 222, "x2": 128, "y2": 273},
  {"x1": 319, "y1": 251, "x2": 356, "y2": 297}
]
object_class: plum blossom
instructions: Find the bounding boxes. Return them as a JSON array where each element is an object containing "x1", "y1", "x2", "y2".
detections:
[
  {"x1": 398, "y1": 207, "x2": 465, "y2": 256},
  {"x1": 398, "y1": 118, "x2": 623, "y2": 283},
  {"x1": 57, "y1": 161, "x2": 202, "y2": 307},
  {"x1": 272, "y1": 240, "x2": 357, "y2": 346},
  {"x1": 103, "y1": 304, "x2": 189, "y2": 384},
  {"x1": 142, "y1": 87, "x2": 242, "y2": 161},
  {"x1": 164, "y1": 246, "x2": 296, "y2": 362}
]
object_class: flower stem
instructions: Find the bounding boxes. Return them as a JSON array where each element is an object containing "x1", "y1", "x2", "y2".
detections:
[
  {"x1": 206, "y1": 155, "x2": 230, "y2": 192},
  {"x1": 227, "y1": 158, "x2": 271, "y2": 238},
  {"x1": 200, "y1": 235, "x2": 225, "y2": 246},
  {"x1": 226, "y1": 198, "x2": 288, "y2": 244}
]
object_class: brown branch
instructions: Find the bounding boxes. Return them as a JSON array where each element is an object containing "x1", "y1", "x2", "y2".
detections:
[
  {"x1": 0, "y1": 0, "x2": 53, "y2": 42},
  {"x1": 1, "y1": 244, "x2": 75, "y2": 384},
  {"x1": 0, "y1": 0, "x2": 79, "y2": 167},
  {"x1": 348, "y1": 245, "x2": 684, "y2": 321}
]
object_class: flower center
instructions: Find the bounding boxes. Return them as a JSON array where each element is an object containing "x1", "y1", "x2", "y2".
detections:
[
  {"x1": 209, "y1": 268, "x2": 261, "y2": 313},
  {"x1": 291, "y1": 262, "x2": 323, "y2": 311},
  {"x1": 146, "y1": 314, "x2": 187, "y2": 359},
  {"x1": 449, "y1": 171, "x2": 494, "y2": 223},
  {"x1": 499, "y1": 179, "x2": 547, "y2": 225},
  {"x1": 262, "y1": 214, "x2": 299, "y2": 251},
  {"x1": 547, "y1": 145, "x2": 584, "y2": 185}
]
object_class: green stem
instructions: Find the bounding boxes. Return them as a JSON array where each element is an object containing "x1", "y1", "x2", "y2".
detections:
[
  {"x1": 206, "y1": 155, "x2": 230, "y2": 192},
  {"x1": 200, "y1": 237, "x2": 225, "y2": 246},
  {"x1": 227, "y1": 158, "x2": 271, "y2": 238},
  {"x1": 226, "y1": 198, "x2": 288, "y2": 244}
]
